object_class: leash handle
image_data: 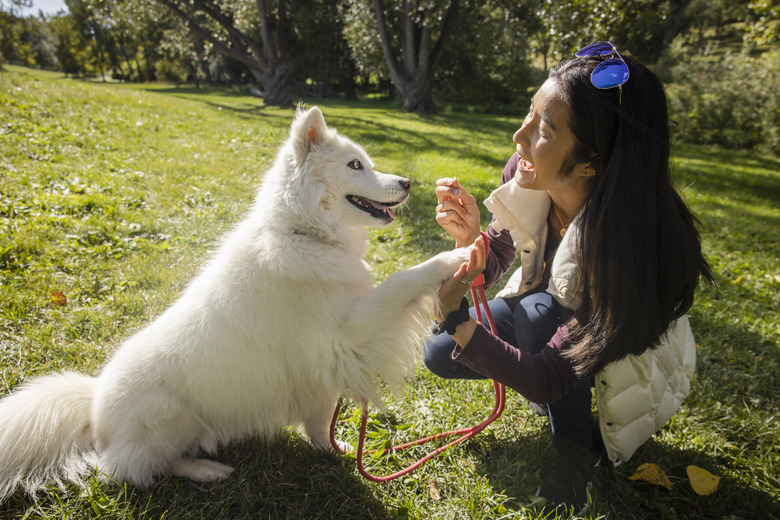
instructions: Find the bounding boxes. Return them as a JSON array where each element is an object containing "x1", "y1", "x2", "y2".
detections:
[{"x1": 330, "y1": 232, "x2": 505, "y2": 482}]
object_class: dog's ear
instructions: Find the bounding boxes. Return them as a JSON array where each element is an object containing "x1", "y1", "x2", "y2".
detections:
[
  {"x1": 285, "y1": 106, "x2": 329, "y2": 219},
  {"x1": 290, "y1": 106, "x2": 328, "y2": 164}
]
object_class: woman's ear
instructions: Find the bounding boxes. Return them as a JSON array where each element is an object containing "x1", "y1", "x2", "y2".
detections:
[{"x1": 576, "y1": 161, "x2": 597, "y2": 178}]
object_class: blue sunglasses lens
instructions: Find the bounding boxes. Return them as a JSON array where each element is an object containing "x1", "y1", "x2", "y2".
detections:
[
  {"x1": 590, "y1": 58, "x2": 630, "y2": 88},
  {"x1": 576, "y1": 42, "x2": 615, "y2": 57}
]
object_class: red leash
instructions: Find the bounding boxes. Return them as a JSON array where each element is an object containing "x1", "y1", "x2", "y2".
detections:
[{"x1": 330, "y1": 233, "x2": 505, "y2": 482}]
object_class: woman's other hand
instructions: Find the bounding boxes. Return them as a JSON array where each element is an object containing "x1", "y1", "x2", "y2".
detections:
[
  {"x1": 434, "y1": 234, "x2": 487, "y2": 323},
  {"x1": 435, "y1": 178, "x2": 481, "y2": 247}
]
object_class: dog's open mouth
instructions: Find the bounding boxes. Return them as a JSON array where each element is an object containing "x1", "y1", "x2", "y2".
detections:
[{"x1": 347, "y1": 195, "x2": 402, "y2": 221}]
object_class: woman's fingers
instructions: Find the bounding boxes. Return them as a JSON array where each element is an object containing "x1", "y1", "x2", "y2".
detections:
[
  {"x1": 464, "y1": 234, "x2": 487, "y2": 279},
  {"x1": 436, "y1": 199, "x2": 473, "y2": 223},
  {"x1": 434, "y1": 178, "x2": 481, "y2": 246},
  {"x1": 435, "y1": 235, "x2": 486, "y2": 321}
]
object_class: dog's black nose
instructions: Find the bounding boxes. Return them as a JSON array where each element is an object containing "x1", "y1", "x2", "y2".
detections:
[{"x1": 400, "y1": 179, "x2": 412, "y2": 191}]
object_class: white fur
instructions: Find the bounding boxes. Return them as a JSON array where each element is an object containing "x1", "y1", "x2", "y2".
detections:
[{"x1": 0, "y1": 106, "x2": 469, "y2": 498}]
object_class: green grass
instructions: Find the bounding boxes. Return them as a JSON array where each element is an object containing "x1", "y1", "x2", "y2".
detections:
[{"x1": 1, "y1": 65, "x2": 778, "y2": 519}]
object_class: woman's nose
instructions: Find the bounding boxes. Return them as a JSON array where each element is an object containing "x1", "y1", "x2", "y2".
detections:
[
  {"x1": 513, "y1": 125, "x2": 529, "y2": 146},
  {"x1": 513, "y1": 113, "x2": 532, "y2": 145}
]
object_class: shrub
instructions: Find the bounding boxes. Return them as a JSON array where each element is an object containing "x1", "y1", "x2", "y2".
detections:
[{"x1": 664, "y1": 45, "x2": 780, "y2": 156}]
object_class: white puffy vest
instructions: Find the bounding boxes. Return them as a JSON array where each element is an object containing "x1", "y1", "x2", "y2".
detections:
[{"x1": 484, "y1": 182, "x2": 696, "y2": 466}]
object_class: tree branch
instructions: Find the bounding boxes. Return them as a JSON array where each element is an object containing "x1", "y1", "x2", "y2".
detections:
[
  {"x1": 372, "y1": 0, "x2": 406, "y2": 94},
  {"x1": 402, "y1": 0, "x2": 416, "y2": 74},
  {"x1": 155, "y1": 0, "x2": 264, "y2": 71},
  {"x1": 255, "y1": 0, "x2": 275, "y2": 64},
  {"x1": 193, "y1": 0, "x2": 268, "y2": 70},
  {"x1": 429, "y1": 0, "x2": 460, "y2": 75}
]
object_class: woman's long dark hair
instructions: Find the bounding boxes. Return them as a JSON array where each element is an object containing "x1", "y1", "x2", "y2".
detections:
[{"x1": 551, "y1": 55, "x2": 713, "y2": 377}]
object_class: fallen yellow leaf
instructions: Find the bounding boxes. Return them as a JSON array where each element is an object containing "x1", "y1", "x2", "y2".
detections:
[
  {"x1": 687, "y1": 465, "x2": 721, "y2": 495},
  {"x1": 50, "y1": 291, "x2": 67, "y2": 306},
  {"x1": 628, "y1": 463, "x2": 673, "y2": 490}
]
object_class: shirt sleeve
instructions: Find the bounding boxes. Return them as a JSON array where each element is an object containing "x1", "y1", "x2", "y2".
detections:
[
  {"x1": 482, "y1": 154, "x2": 519, "y2": 288},
  {"x1": 451, "y1": 323, "x2": 580, "y2": 404}
]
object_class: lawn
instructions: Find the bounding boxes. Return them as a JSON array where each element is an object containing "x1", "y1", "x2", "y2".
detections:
[{"x1": 0, "y1": 65, "x2": 778, "y2": 519}]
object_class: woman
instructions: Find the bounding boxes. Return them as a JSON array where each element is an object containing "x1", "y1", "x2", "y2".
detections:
[{"x1": 425, "y1": 43, "x2": 712, "y2": 514}]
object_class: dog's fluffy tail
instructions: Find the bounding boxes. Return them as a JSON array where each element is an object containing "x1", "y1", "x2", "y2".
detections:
[{"x1": 0, "y1": 371, "x2": 97, "y2": 500}]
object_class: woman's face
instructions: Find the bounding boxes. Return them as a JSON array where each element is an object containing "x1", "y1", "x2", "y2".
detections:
[{"x1": 512, "y1": 79, "x2": 591, "y2": 192}]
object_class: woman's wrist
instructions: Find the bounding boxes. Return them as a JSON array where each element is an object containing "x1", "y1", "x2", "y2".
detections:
[
  {"x1": 455, "y1": 228, "x2": 482, "y2": 247},
  {"x1": 433, "y1": 281, "x2": 471, "y2": 322},
  {"x1": 451, "y1": 319, "x2": 478, "y2": 348},
  {"x1": 432, "y1": 297, "x2": 470, "y2": 335},
  {"x1": 455, "y1": 230, "x2": 482, "y2": 249}
]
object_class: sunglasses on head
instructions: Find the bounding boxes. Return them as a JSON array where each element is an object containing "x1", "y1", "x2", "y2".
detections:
[{"x1": 576, "y1": 41, "x2": 630, "y2": 103}]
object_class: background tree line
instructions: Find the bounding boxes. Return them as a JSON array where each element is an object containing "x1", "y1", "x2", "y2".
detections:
[{"x1": 1, "y1": 0, "x2": 778, "y2": 154}]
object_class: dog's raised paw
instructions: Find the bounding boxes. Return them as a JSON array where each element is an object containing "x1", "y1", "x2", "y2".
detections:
[
  {"x1": 432, "y1": 247, "x2": 471, "y2": 275},
  {"x1": 171, "y1": 458, "x2": 235, "y2": 482}
]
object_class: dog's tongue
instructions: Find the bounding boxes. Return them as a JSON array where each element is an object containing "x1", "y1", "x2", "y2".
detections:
[{"x1": 370, "y1": 200, "x2": 395, "y2": 219}]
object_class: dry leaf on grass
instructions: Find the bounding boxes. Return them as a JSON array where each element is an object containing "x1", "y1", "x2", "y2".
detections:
[
  {"x1": 628, "y1": 462, "x2": 673, "y2": 490},
  {"x1": 50, "y1": 291, "x2": 67, "y2": 306},
  {"x1": 428, "y1": 481, "x2": 442, "y2": 500},
  {"x1": 687, "y1": 465, "x2": 721, "y2": 495}
]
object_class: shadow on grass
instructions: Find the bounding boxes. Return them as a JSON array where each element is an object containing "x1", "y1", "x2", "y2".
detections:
[
  {"x1": 149, "y1": 432, "x2": 391, "y2": 519},
  {"x1": 140, "y1": 85, "x2": 298, "y2": 123},
  {"x1": 673, "y1": 144, "x2": 780, "y2": 232},
  {"x1": 471, "y1": 430, "x2": 554, "y2": 509},
  {"x1": 474, "y1": 434, "x2": 780, "y2": 519},
  {"x1": 1, "y1": 431, "x2": 391, "y2": 520},
  {"x1": 596, "y1": 441, "x2": 780, "y2": 519},
  {"x1": 690, "y1": 307, "x2": 779, "y2": 407},
  {"x1": 133, "y1": 88, "x2": 519, "y2": 180},
  {"x1": 325, "y1": 110, "x2": 517, "y2": 175}
]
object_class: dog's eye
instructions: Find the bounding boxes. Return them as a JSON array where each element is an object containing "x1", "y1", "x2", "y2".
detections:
[{"x1": 347, "y1": 160, "x2": 362, "y2": 170}]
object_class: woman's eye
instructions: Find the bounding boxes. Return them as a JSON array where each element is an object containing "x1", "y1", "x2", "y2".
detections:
[{"x1": 347, "y1": 160, "x2": 362, "y2": 170}]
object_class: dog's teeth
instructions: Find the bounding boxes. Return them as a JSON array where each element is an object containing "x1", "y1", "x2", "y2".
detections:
[{"x1": 347, "y1": 194, "x2": 398, "y2": 221}]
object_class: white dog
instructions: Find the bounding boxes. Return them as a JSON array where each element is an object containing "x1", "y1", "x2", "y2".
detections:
[{"x1": 0, "y1": 106, "x2": 469, "y2": 498}]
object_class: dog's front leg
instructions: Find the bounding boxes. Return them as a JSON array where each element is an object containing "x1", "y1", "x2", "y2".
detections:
[{"x1": 343, "y1": 248, "x2": 470, "y2": 345}]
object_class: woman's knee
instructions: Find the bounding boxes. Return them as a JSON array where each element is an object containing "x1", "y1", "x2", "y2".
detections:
[
  {"x1": 422, "y1": 336, "x2": 485, "y2": 380},
  {"x1": 514, "y1": 291, "x2": 562, "y2": 354},
  {"x1": 422, "y1": 336, "x2": 457, "y2": 377}
]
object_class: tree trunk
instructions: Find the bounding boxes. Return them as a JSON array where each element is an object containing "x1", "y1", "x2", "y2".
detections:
[
  {"x1": 402, "y1": 71, "x2": 434, "y2": 114},
  {"x1": 373, "y1": 0, "x2": 461, "y2": 114},
  {"x1": 134, "y1": 55, "x2": 143, "y2": 83},
  {"x1": 250, "y1": 63, "x2": 291, "y2": 105},
  {"x1": 119, "y1": 41, "x2": 136, "y2": 82},
  {"x1": 156, "y1": 0, "x2": 292, "y2": 106},
  {"x1": 662, "y1": 0, "x2": 692, "y2": 53},
  {"x1": 188, "y1": 58, "x2": 200, "y2": 88},
  {"x1": 143, "y1": 45, "x2": 155, "y2": 81}
]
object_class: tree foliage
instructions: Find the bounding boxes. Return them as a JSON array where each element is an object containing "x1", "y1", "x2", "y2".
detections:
[{"x1": 1, "y1": 0, "x2": 777, "y2": 151}]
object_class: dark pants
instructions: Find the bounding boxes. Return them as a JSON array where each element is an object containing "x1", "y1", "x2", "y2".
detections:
[{"x1": 423, "y1": 291, "x2": 596, "y2": 451}]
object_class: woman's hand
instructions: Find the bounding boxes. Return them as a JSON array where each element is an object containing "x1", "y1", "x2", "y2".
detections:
[
  {"x1": 435, "y1": 178, "x2": 481, "y2": 247},
  {"x1": 434, "y1": 234, "x2": 487, "y2": 323}
]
